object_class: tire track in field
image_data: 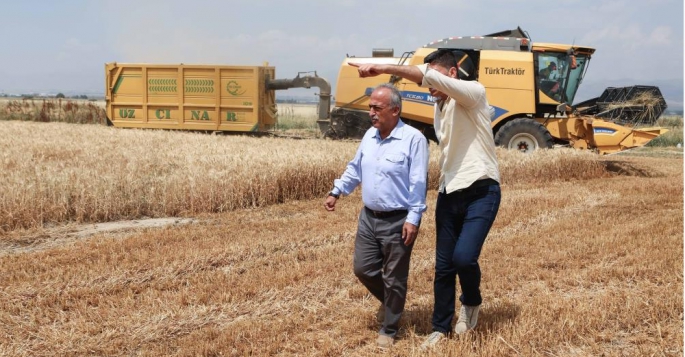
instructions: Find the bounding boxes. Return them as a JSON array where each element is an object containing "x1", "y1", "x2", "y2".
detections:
[{"x1": 488, "y1": 189, "x2": 620, "y2": 242}]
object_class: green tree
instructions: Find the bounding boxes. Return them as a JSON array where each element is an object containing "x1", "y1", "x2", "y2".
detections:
[{"x1": 56, "y1": 93, "x2": 65, "y2": 99}]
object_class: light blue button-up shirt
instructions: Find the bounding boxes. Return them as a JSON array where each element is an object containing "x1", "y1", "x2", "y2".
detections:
[{"x1": 331, "y1": 120, "x2": 428, "y2": 226}]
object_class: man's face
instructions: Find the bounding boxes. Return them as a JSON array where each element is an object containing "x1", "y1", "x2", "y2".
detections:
[
  {"x1": 427, "y1": 63, "x2": 457, "y2": 101},
  {"x1": 368, "y1": 88, "x2": 400, "y2": 134}
]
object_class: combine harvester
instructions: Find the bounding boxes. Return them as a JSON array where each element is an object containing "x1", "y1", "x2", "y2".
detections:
[
  {"x1": 105, "y1": 27, "x2": 667, "y2": 154},
  {"x1": 324, "y1": 27, "x2": 668, "y2": 154}
]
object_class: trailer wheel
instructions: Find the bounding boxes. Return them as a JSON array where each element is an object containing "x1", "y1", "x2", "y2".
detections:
[{"x1": 495, "y1": 118, "x2": 553, "y2": 153}]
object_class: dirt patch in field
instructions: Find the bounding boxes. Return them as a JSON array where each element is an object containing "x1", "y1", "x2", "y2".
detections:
[
  {"x1": 70, "y1": 218, "x2": 195, "y2": 238},
  {"x1": 0, "y1": 217, "x2": 195, "y2": 256}
]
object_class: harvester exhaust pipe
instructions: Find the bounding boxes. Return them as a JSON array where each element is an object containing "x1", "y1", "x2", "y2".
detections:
[{"x1": 266, "y1": 72, "x2": 331, "y2": 121}]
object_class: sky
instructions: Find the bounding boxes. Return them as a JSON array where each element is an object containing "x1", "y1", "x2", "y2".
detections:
[{"x1": 0, "y1": 0, "x2": 683, "y2": 108}]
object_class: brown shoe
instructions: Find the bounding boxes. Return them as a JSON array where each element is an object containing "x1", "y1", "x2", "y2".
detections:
[{"x1": 377, "y1": 334, "x2": 394, "y2": 349}]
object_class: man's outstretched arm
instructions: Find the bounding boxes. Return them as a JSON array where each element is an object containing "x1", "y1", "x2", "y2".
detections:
[{"x1": 348, "y1": 63, "x2": 424, "y2": 84}]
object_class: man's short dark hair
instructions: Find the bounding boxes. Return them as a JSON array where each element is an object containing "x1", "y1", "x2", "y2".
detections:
[{"x1": 424, "y1": 49, "x2": 458, "y2": 69}]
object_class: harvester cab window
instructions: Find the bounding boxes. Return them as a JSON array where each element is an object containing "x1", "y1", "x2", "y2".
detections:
[
  {"x1": 537, "y1": 54, "x2": 567, "y2": 102},
  {"x1": 536, "y1": 51, "x2": 591, "y2": 105},
  {"x1": 562, "y1": 54, "x2": 589, "y2": 105}
]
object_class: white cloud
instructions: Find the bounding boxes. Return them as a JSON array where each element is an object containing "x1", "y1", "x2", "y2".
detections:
[
  {"x1": 648, "y1": 26, "x2": 673, "y2": 46},
  {"x1": 581, "y1": 23, "x2": 675, "y2": 50}
]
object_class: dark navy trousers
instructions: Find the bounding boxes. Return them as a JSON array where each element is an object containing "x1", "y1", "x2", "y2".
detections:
[{"x1": 431, "y1": 181, "x2": 501, "y2": 333}]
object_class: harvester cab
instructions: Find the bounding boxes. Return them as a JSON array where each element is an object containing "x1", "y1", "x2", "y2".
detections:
[{"x1": 535, "y1": 47, "x2": 591, "y2": 107}]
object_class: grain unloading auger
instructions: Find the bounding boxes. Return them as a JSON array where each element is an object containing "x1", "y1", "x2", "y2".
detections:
[
  {"x1": 322, "y1": 27, "x2": 669, "y2": 154},
  {"x1": 265, "y1": 71, "x2": 332, "y2": 128}
]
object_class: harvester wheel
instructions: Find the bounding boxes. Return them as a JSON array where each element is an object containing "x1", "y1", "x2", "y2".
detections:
[{"x1": 495, "y1": 118, "x2": 553, "y2": 153}]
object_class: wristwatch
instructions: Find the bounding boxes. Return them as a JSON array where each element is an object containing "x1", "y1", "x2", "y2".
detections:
[{"x1": 328, "y1": 191, "x2": 340, "y2": 199}]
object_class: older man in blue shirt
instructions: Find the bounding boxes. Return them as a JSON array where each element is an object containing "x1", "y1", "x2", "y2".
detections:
[{"x1": 324, "y1": 83, "x2": 429, "y2": 348}]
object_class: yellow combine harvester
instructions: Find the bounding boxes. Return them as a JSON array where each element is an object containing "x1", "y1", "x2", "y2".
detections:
[{"x1": 324, "y1": 27, "x2": 668, "y2": 154}]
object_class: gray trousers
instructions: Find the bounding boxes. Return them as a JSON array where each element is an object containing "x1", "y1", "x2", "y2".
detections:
[{"x1": 353, "y1": 207, "x2": 414, "y2": 337}]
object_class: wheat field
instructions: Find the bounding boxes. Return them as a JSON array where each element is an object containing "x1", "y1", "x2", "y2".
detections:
[{"x1": 0, "y1": 121, "x2": 682, "y2": 356}]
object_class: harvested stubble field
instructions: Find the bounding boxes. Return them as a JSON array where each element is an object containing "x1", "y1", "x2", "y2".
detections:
[{"x1": 0, "y1": 121, "x2": 682, "y2": 356}]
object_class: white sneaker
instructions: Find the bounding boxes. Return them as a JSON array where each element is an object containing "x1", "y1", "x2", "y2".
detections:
[
  {"x1": 454, "y1": 304, "x2": 479, "y2": 334},
  {"x1": 420, "y1": 331, "x2": 446, "y2": 350},
  {"x1": 377, "y1": 334, "x2": 394, "y2": 349}
]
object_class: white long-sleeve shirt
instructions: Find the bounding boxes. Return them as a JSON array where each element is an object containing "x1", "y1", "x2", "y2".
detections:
[{"x1": 417, "y1": 64, "x2": 500, "y2": 193}]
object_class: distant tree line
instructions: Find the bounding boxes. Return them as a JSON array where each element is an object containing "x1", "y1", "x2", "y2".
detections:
[
  {"x1": 276, "y1": 96, "x2": 334, "y2": 104},
  {"x1": 0, "y1": 93, "x2": 90, "y2": 100},
  {"x1": 55, "y1": 93, "x2": 89, "y2": 100},
  {"x1": 276, "y1": 98, "x2": 301, "y2": 104}
]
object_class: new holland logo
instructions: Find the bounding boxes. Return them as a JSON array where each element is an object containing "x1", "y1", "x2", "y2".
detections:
[
  {"x1": 226, "y1": 81, "x2": 246, "y2": 96},
  {"x1": 594, "y1": 128, "x2": 617, "y2": 135}
]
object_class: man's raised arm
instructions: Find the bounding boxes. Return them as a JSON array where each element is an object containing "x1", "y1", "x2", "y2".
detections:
[{"x1": 348, "y1": 63, "x2": 424, "y2": 85}]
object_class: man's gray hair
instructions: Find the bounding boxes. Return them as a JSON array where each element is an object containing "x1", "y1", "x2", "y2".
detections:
[{"x1": 373, "y1": 83, "x2": 402, "y2": 115}]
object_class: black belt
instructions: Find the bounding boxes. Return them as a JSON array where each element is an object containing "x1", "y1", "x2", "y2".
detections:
[
  {"x1": 445, "y1": 178, "x2": 499, "y2": 193},
  {"x1": 467, "y1": 178, "x2": 499, "y2": 190},
  {"x1": 365, "y1": 207, "x2": 408, "y2": 218}
]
